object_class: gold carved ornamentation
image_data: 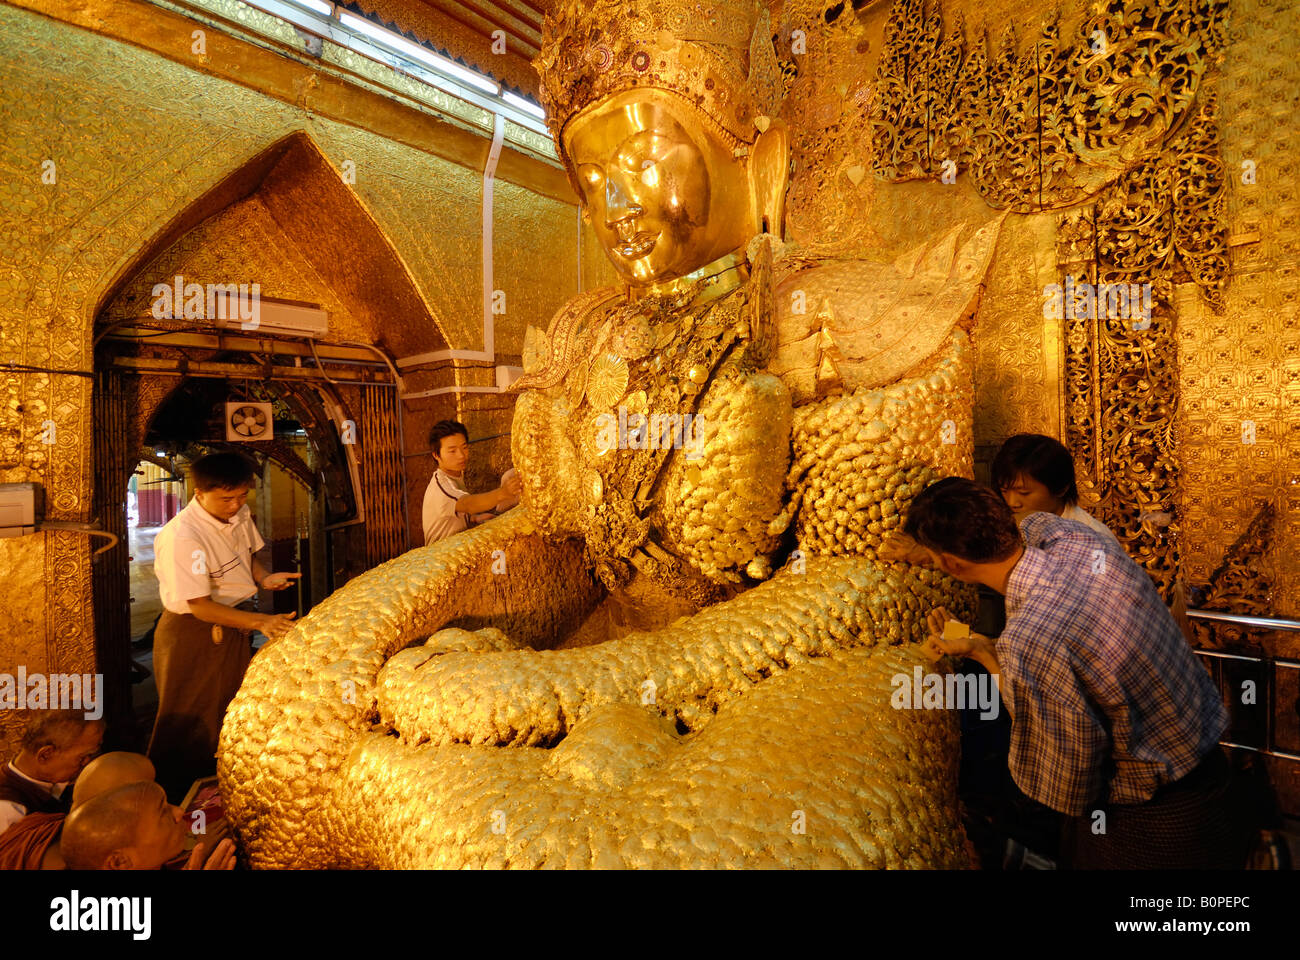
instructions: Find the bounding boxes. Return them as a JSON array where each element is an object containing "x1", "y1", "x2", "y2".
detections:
[
  {"x1": 872, "y1": 0, "x2": 1229, "y2": 600},
  {"x1": 1188, "y1": 504, "x2": 1276, "y2": 651},
  {"x1": 873, "y1": 0, "x2": 1228, "y2": 219},
  {"x1": 1056, "y1": 84, "x2": 1228, "y2": 601}
]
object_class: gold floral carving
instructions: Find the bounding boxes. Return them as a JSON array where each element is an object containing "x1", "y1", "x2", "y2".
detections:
[
  {"x1": 873, "y1": 0, "x2": 1228, "y2": 221},
  {"x1": 1056, "y1": 84, "x2": 1229, "y2": 601},
  {"x1": 1188, "y1": 504, "x2": 1276, "y2": 651}
]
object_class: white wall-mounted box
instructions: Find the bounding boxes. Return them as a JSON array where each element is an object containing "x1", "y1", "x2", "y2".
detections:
[
  {"x1": 495, "y1": 365, "x2": 523, "y2": 390},
  {"x1": 0, "y1": 483, "x2": 43, "y2": 537}
]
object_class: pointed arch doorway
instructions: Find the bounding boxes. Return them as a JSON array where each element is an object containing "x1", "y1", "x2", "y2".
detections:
[{"x1": 90, "y1": 132, "x2": 441, "y2": 744}]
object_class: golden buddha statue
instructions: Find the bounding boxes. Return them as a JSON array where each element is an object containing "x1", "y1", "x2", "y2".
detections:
[{"x1": 219, "y1": 0, "x2": 1003, "y2": 868}]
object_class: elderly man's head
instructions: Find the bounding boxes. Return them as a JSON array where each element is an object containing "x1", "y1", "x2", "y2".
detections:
[
  {"x1": 61, "y1": 781, "x2": 187, "y2": 870},
  {"x1": 16, "y1": 709, "x2": 104, "y2": 784}
]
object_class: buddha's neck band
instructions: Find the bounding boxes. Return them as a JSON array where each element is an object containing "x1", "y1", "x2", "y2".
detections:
[{"x1": 634, "y1": 249, "x2": 750, "y2": 305}]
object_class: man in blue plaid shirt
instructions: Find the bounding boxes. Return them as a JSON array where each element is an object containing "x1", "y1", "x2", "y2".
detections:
[{"x1": 902, "y1": 477, "x2": 1251, "y2": 868}]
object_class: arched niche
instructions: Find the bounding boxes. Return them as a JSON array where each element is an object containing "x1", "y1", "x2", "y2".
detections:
[{"x1": 91, "y1": 130, "x2": 425, "y2": 742}]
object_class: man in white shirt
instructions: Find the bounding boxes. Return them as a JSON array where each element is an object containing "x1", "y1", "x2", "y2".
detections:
[
  {"x1": 0, "y1": 710, "x2": 103, "y2": 836},
  {"x1": 147, "y1": 452, "x2": 299, "y2": 796},
  {"x1": 422, "y1": 420, "x2": 522, "y2": 545}
]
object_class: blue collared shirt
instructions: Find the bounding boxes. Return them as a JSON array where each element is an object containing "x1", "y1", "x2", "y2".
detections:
[{"x1": 996, "y1": 512, "x2": 1226, "y2": 816}]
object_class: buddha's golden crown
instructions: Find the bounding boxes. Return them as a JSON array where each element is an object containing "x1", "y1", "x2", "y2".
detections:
[{"x1": 535, "y1": 0, "x2": 783, "y2": 175}]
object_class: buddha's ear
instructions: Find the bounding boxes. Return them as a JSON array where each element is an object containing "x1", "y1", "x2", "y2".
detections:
[{"x1": 748, "y1": 118, "x2": 790, "y2": 236}]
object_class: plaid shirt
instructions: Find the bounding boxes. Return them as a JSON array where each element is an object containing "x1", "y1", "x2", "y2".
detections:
[{"x1": 996, "y1": 512, "x2": 1226, "y2": 816}]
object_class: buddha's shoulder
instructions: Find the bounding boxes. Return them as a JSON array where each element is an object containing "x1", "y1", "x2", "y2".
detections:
[
  {"x1": 518, "y1": 286, "x2": 623, "y2": 386},
  {"x1": 769, "y1": 218, "x2": 1003, "y2": 395},
  {"x1": 552, "y1": 285, "x2": 624, "y2": 326}
]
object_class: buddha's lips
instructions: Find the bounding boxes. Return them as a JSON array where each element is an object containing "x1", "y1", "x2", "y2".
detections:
[{"x1": 614, "y1": 231, "x2": 656, "y2": 258}]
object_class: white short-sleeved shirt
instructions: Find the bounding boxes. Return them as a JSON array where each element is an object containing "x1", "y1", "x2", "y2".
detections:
[
  {"x1": 1061, "y1": 504, "x2": 1122, "y2": 546},
  {"x1": 154, "y1": 497, "x2": 265, "y2": 614},
  {"x1": 422, "y1": 469, "x2": 469, "y2": 545}
]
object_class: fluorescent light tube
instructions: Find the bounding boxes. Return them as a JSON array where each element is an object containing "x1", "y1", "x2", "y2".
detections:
[
  {"x1": 502, "y1": 91, "x2": 545, "y2": 120},
  {"x1": 338, "y1": 11, "x2": 499, "y2": 95}
]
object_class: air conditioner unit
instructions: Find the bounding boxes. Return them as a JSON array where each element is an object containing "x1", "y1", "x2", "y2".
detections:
[
  {"x1": 209, "y1": 293, "x2": 329, "y2": 338},
  {"x1": 0, "y1": 482, "x2": 42, "y2": 537},
  {"x1": 495, "y1": 365, "x2": 523, "y2": 390},
  {"x1": 225, "y1": 402, "x2": 275, "y2": 442}
]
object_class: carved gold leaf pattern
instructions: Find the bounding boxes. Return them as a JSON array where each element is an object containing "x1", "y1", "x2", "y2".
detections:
[{"x1": 566, "y1": 357, "x2": 588, "y2": 410}]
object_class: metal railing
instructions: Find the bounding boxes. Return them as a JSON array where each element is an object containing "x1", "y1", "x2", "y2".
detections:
[
  {"x1": 1188, "y1": 608, "x2": 1300, "y2": 763},
  {"x1": 1188, "y1": 608, "x2": 1300, "y2": 632}
]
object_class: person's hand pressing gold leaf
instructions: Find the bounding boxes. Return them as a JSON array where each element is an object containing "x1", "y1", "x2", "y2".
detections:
[{"x1": 879, "y1": 531, "x2": 933, "y2": 566}]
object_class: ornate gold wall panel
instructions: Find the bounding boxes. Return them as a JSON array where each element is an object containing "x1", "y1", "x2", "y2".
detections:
[
  {"x1": 1050, "y1": 79, "x2": 1228, "y2": 601},
  {"x1": 1178, "y1": 0, "x2": 1300, "y2": 642},
  {"x1": 868, "y1": 0, "x2": 1229, "y2": 600},
  {"x1": 1185, "y1": 503, "x2": 1275, "y2": 650},
  {"x1": 0, "y1": 536, "x2": 47, "y2": 750},
  {"x1": 873, "y1": 0, "x2": 1227, "y2": 215},
  {"x1": 101, "y1": 196, "x2": 364, "y2": 343}
]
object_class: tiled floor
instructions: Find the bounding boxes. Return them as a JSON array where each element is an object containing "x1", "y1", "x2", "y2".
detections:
[
  {"x1": 129, "y1": 522, "x2": 164, "y2": 642},
  {"x1": 128, "y1": 523, "x2": 163, "y2": 726}
]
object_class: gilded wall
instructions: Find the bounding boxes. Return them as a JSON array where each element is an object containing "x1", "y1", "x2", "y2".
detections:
[
  {"x1": 100, "y1": 196, "x2": 365, "y2": 343},
  {"x1": 1178, "y1": 0, "x2": 1299, "y2": 628}
]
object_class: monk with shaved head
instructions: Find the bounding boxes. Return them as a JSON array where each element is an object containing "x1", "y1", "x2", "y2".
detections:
[
  {"x1": 0, "y1": 751, "x2": 150, "y2": 870},
  {"x1": 70, "y1": 752, "x2": 156, "y2": 810},
  {"x1": 0, "y1": 751, "x2": 233, "y2": 870},
  {"x1": 62, "y1": 782, "x2": 234, "y2": 870}
]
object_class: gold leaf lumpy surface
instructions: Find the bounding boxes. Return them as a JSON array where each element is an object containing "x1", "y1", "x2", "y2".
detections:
[
  {"x1": 220, "y1": 504, "x2": 973, "y2": 868},
  {"x1": 345, "y1": 645, "x2": 966, "y2": 869}
]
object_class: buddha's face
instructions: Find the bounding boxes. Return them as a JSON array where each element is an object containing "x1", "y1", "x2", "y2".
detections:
[{"x1": 565, "y1": 89, "x2": 756, "y2": 286}]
